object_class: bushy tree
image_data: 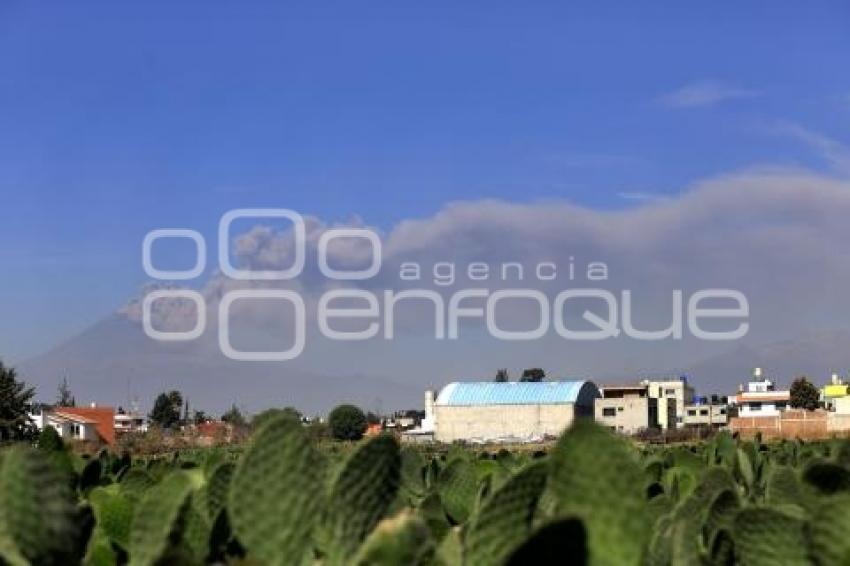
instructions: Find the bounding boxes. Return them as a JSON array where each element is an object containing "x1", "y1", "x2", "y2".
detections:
[
  {"x1": 790, "y1": 376, "x2": 820, "y2": 411},
  {"x1": 0, "y1": 361, "x2": 37, "y2": 441},
  {"x1": 148, "y1": 390, "x2": 183, "y2": 429},
  {"x1": 38, "y1": 425, "x2": 64, "y2": 452},
  {"x1": 328, "y1": 404, "x2": 368, "y2": 441},
  {"x1": 520, "y1": 368, "x2": 546, "y2": 382},
  {"x1": 192, "y1": 410, "x2": 209, "y2": 425},
  {"x1": 222, "y1": 404, "x2": 246, "y2": 427},
  {"x1": 494, "y1": 368, "x2": 509, "y2": 382}
]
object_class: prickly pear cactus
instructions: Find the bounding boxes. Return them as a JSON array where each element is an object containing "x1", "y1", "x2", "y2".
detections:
[
  {"x1": 204, "y1": 462, "x2": 235, "y2": 521},
  {"x1": 228, "y1": 414, "x2": 326, "y2": 566},
  {"x1": 548, "y1": 420, "x2": 648, "y2": 566},
  {"x1": 732, "y1": 507, "x2": 810, "y2": 566},
  {"x1": 809, "y1": 492, "x2": 850, "y2": 564},
  {"x1": 127, "y1": 471, "x2": 194, "y2": 566},
  {"x1": 323, "y1": 434, "x2": 402, "y2": 565},
  {"x1": 88, "y1": 485, "x2": 133, "y2": 551},
  {"x1": 464, "y1": 460, "x2": 548, "y2": 566},
  {"x1": 0, "y1": 446, "x2": 83, "y2": 564},
  {"x1": 352, "y1": 510, "x2": 433, "y2": 566},
  {"x1": 437, "y1": 457, "x2": 478, "y2": 524}
]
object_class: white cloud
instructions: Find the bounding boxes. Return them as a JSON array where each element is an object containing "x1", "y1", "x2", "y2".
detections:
[
  {"x1": 660, "y1": 80, "x2": 760, "y2": 108},
  {"x1": 771, "y1": 122, "x2": 850, "y2": 175},
  {"x1": 616, "y1": 191, "x2": 671, "y2": 204}
]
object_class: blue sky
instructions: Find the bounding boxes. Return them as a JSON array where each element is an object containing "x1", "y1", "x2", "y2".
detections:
[{"x1": 1, "y1": 1, "x2": 849, "y2": 362}]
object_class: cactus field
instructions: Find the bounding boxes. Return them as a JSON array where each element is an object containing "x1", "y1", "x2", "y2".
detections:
[{"x1": 3, "y1": 417, "x2": 850, "y2": 565}]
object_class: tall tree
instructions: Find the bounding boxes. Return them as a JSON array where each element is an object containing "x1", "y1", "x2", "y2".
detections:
[
  {"x1": 790, "y1": 377, "x2": 820, "y2": 411},
  {"x1": 494, "y1": 368, "x2": 509, "y2": 382},
  {"x1": 0, "y1": 361, "x2": 37, "y2": 441},
  {"x1": 221, "y1": 404, "x2": 246, "y2": 427},
  {"x1": 520, "y1": 368, "x2": 546, "y2": 382},
  {"x1": 148, "y1": 390, "x2": 183, "y2": 429},
  {"x1": 56, "y1": 375, "x2": 75, "y2": 407}
]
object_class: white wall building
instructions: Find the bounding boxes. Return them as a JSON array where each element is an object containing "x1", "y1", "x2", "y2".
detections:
[
  {"x1": 735, "y1": 368, "x2": 790, "y2": 417},
  {"x1": 431, "y1": 380, "x2": 599, "y2": 443}
]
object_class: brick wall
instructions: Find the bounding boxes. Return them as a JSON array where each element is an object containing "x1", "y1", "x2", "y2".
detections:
[{"x1": 730, "y1": 409, "x2": 830, "y2": 440}]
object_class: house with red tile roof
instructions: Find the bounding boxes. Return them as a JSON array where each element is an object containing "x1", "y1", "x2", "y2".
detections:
[{"x1": 42, "y1": 405, "x2": 116, "y2": 446}]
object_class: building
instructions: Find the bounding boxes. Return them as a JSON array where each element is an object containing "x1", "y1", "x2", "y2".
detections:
[
  {"x1": 822, "y1": 373, "x2": 849, "y2": 411},
  {"x1": 114, "y1": 406, "x2": 148, "y2": 436},
  {"x1": 640, "y1": 377, "x2": 694, "y2": 429},
  {"x1": 734, "y1": 368, "x2": 790, "y2": 417},
  {"x1": 595, "y1": 384, "x2": 669, "y2": 434},
  {"x1": 30, "y1": 405, "x2": 116, "y2": 445},
  {"x1": 431, "y1": 380, "x2": 599, "y2": 443},
  {"x1": 683, "y1": 402, "x2": 727, "y2": 429}
]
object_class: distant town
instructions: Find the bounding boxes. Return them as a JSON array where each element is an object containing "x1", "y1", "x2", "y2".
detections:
[{"x1": 17, "y1": 365, "x2": 850, "y2": 449}]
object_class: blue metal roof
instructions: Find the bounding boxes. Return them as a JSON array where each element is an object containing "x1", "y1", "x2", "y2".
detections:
[{"x1": 435, "y1": 381, "x2": 591, "y2": 406}]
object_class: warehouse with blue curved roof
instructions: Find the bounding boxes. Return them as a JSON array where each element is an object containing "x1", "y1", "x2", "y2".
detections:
[{"x1": 429, "y1": 380, "x2": 599, "y2": 442}]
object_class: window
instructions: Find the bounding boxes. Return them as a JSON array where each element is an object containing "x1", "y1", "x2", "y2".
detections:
[
  {"x1": 750, "y1": 402, "x2": 762, "y2": 412},
  {"x1": 665, "y1": 388, "x2": 676, "y2": 396},
  {"x1": 602, "y1": 407, "x2": 616, "y2": 417},
  {"x1": 687, "y1": 409, "x2": 697, "y2": 416},
  {"x1": 719, "y1": 408, "x2": 727, "y2": 415},
  {"x1": 699, "y1": 409, "x2": 709, "y2": 416},
  {"x1": 617, "y1": 407, "x2": 624, "y2": 412},
  {"x1": 71, "y1": 424, "x2": 81, "y2": 437}
]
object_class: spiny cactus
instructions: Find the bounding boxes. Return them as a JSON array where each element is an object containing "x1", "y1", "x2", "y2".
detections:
[
  {"x1": 0, "y1": 446, "x2": 84, "y2": 564},
  {"x1": 204, "y1": 462, "x2": 235, "y2": 522},
  {"x1": 548, "y1": 420, "x2": 648, "y2": 566},
  {"x1": 127, "y1": 471, "x2": 194, "y2": 566},
  {"x1": 437, "y1": 457, "x2": 479, "y2": 524},
  {"x1": 732, "y1": 507, "x2": 809, "y2": 566},
  {"x1": 809, "y1": 492, "x2": 850, "y2": 564},
  {"x1": 227, "y1": 414, "x2": 326, "y2": 566},
  {"x1": 352, "y1": 510, "x2": 433, "y2": 566},
  {"x1": 88, "y1": 486, "x2": 133, "y2": 551},
  {"x1": 322, "y1": 434, "x2": 402, "y2": 565},
  {"x1": 464, "y1": 460, "x2": 548, "y2": 566}
]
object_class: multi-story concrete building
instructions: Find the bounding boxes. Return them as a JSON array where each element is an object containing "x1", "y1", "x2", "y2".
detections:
[
  {"x1": 431, "y1": 380, "x2": 599, "y2": 443},
  {"x1": 822, "y1": 373, "x2": 848, "y2": 411},
  {"x1": 640, "y1": 377, "x2": 695, "y2": 429},
  {"x1": 735, "y1": 368, "x2": 789, "y2": 417},
  {"x1": 595, "y1": 384, "x2": 658, "y2": 434},
  {"x1": 683, "y1": 403, "x2": 728, "y2": 429}
]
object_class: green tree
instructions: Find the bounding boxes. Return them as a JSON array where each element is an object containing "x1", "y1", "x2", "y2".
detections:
[
  {"x1": 0, "y1": 360, "x2": 37, "y2": 441},
  {"x1": 56, "y1": 375, "x2": 75, "y2": 407},
  {"x1": 328, "y1": 404, "x2": 368, "y2": 441},
  {"x1": 790, "y1": 376, "x2": 820, "y2": 411},
  {"x1": 38, "y1": 425, "x2": 64, "y2": 452},
  {"x1": 494, "y1": 368, "x2": 509, "y2": 382},
  {"x1": 192, "y1": 410, "x2": 209, "y2": 425},
  {"x1": 148, "y1": 390, "x2": 183, "y2": 429},
  {"x1": 222, "y1": 403, "x2": 247, "y2": 427},
  {"x1": 520, "y1": 368, "x2": 546, "y2": 382}
]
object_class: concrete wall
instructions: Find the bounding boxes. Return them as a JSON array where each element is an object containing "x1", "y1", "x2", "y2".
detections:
[
  {"x1": 434, "y1": 403, "x2": 576, "y2": 442},
  {"x1": 594, "y1": 396, "x2": 651, "y2": 434}
]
